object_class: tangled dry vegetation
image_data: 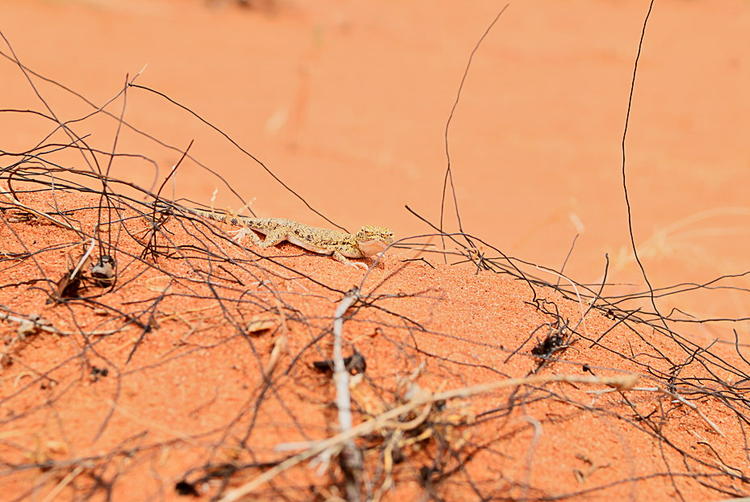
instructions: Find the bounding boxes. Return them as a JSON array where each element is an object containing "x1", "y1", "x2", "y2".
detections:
[{"x1": 1, "y1": 22, "x2": 750, "y2": 502}]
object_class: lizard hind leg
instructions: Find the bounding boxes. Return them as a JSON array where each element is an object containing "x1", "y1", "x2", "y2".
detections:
[
  {"x1": 229, "y1": 227, "x2": 264, "y2": 246},
  {"x1": 255, "y1": 229, "x2": 287, "y2": 248},
  {"x1": 231, "y1": 227, "x2": 287, "y2": 249}
]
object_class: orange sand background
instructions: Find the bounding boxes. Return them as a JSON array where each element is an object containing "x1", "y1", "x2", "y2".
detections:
[
  {"x1": 3, "y1": 0, "x2": 748, "y2": 294},
  {"x1": 1, "y1": 1, "x2": 749, "y2": 500}
]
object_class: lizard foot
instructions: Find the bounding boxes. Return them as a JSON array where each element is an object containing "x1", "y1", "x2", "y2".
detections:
[{"x1": 229, "y1": 227, "x2": 254, "y2": 245}]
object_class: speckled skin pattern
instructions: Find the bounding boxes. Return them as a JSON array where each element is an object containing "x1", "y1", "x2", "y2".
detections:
[{"x1": 186, "y1": 207, "x2": 394, "y2": 266}]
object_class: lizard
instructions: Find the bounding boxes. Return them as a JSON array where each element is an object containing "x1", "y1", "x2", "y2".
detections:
[{"x1": 164, "y1": 204, "x2": 394, "y2": 269}]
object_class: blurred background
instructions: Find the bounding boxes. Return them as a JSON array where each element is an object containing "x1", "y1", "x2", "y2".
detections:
[{"x1": 2, "y1": 0, "x2": 749, "y2": 330}]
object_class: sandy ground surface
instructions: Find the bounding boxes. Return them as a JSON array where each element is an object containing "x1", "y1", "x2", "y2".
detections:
[{"x1": 1, "y1": 0, "x2": 749, "y2": 501}]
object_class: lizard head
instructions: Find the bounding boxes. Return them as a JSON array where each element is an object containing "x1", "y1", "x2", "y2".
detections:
[{"x1": 354, "y1": 225, "x2": 394, "y2": 257}]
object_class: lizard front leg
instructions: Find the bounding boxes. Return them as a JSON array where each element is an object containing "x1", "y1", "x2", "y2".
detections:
[{"x1": 333, "y1": 250, "x2": 368, "y2": 270}]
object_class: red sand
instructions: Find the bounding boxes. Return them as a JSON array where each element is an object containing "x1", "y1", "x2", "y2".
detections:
[{"x1": 1, "y1": 1, "x2": 749, "y2": 501}]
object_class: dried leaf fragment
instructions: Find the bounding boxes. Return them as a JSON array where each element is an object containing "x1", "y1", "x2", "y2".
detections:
[{"x1": 245, "y1": 314, "x2": 278, "y2": 335}]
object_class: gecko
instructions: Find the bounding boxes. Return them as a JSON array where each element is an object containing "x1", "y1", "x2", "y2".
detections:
[{"x1": 171, "y1": 205, "x2": 394, "y2": 268}]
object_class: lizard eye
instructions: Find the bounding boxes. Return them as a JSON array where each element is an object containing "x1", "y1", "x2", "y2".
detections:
[{"x1": 357, "y1": 226, "x2": 393, "y2": 243}]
